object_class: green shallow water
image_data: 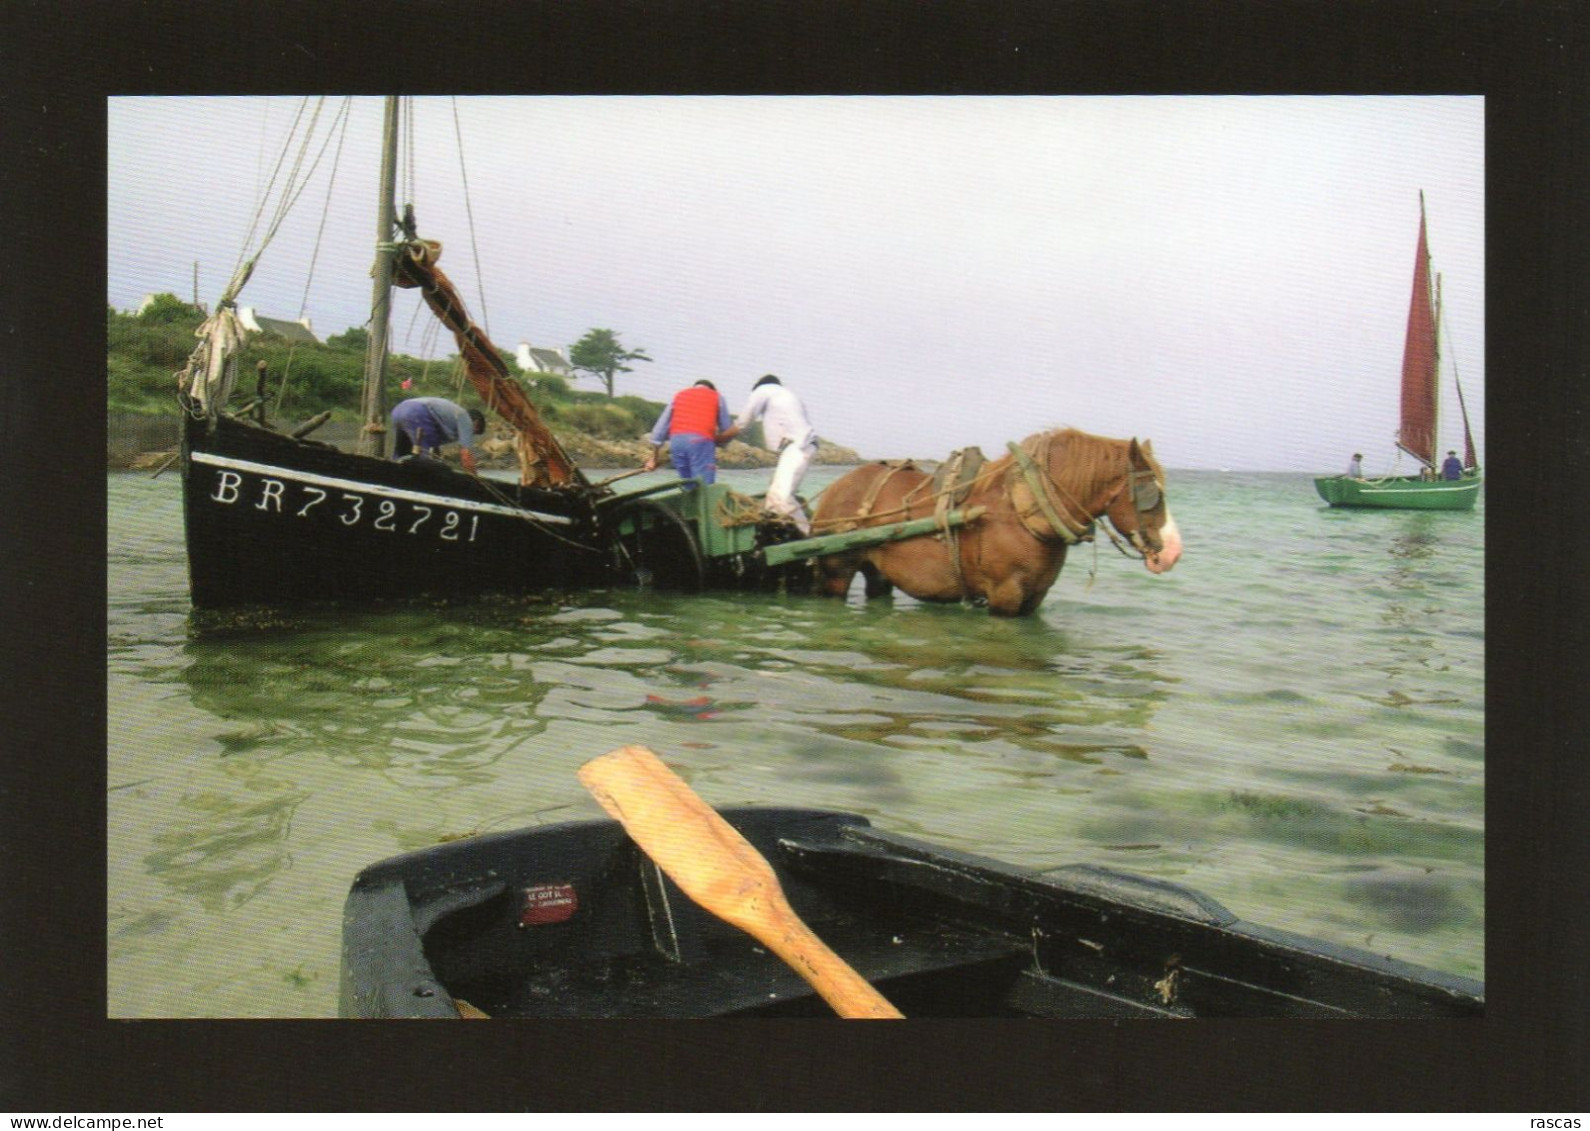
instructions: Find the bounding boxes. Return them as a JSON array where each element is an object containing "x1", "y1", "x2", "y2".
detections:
[{"x1": 107, "y1": 467, "x2": 1484, "y2": 1016}]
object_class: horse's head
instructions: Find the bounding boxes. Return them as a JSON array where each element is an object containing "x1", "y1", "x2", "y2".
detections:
[{"x1": 1102, "y1": 438, "x2": 1183, "y2": 575}]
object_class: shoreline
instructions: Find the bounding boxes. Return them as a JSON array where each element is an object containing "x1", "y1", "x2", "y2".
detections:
[{"x1": 108, "y1": 415, "x2": 866, "y2": 473}]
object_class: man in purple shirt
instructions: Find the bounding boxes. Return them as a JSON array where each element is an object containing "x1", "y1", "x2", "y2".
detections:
[{"x1": 391, "y1": 397, "x2": 485, "y2": 474}]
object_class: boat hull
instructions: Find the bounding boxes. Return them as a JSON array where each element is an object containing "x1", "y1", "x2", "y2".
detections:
[
  {"x1": 181, "y1": 414, "x2": 608, "y2": 610},
  {"x1": 340, "y1": 808, "x2": 1484, "y2": 1019},
  {"x1": 1314, "y1": 473, "x2": 1481, "y2": 511}
]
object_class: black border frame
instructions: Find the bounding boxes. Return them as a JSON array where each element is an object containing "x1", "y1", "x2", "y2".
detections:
[{"x1": 5, "y1": 0, "x2": 1586, "y2": 1112}]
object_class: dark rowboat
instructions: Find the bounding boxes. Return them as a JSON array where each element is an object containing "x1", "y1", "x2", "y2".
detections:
[{"x1": 340, "y1": 808, "x2": 1483, "y2": 1019}]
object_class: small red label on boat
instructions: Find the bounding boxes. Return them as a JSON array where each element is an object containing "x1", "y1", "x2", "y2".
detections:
[{"x1": 519, "y1": 883, "x2": 578, "y2": 926}]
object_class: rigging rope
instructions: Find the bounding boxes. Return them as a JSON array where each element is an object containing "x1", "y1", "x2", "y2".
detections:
[
  {"x1": 186, "y1": 99, "x2": 323, "y2": 416},
  {"x1": 451, "y1": 97, "x2": 491, "y2": 338},
  {"x1": 229, "y1": 99, "x2": 345, "y2": 304},
  {"x1": 276, "y1": 98, "x2": 353, "y2": 418},
  {"x1": 466, "y1": 473, "x2": 603, "y2": 552},
  {"x1": 385, "y1": 98, "x2": 489, "y2": 401},
  {"x1": 229, "y1": 98, "x2": 311, "y2": 299},
  {"x1": 192, "y1": 96, "x2": 351, "y2": 419}
]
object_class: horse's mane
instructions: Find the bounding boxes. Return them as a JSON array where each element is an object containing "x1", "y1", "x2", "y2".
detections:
[{"x1": 1017, "y1": 427, "x2": 1153, "y2": 495}]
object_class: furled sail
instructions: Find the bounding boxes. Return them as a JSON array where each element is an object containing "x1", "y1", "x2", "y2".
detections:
[
  {"x1": 181, "y1": 305, "x2": 247, "y2": 416},
  {"x1": 1396, "y1": 202, "x2": 1439, "y2": 469},
  {"x1": 180, "y1": 257, "x2": 259, "y2": 416},
  {"x1": 394, "y1": 239, "x2": 586, "y2": 489},
  {"x1": 1454, "y1": 375, "x2": 1478, "y2": 470}
]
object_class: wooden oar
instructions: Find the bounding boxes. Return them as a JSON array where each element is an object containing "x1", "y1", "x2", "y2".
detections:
[
  {"x1": 577, "y1": 745, "x2": 904, "y2": 1019},
  {"x1": 592, "y1": 466, "x2": 655, "y2": 488}
]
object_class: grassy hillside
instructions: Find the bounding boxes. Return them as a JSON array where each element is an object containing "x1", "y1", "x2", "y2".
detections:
[
  {"x1": 107, "y1": 297, "x2": 868, "y2": 470},
  {"x1": 106, "y1": 299, "x2": 663, "y2": 440}
]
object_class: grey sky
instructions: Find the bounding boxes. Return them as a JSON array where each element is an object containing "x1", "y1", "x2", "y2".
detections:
[{"x1": 108, "y1": 96, "x2": 1483, "y2": 471}]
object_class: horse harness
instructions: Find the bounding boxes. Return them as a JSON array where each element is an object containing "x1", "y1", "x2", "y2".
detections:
[
  {"x1": 930, "y1": 447, "x2": 988, "y2": 595},
  {"x1": 815, "y1": 453, "x2": 991, "y2": 597},
  {"x1": 823, "y1": 459, "x2": 919, "y2": 533},
  {"x1": 816, "y1": 438, "x2": 1162, "y2": 601},
  {"x1": 1005, "y1": 434, "x2": 1163, "y2": 560}
]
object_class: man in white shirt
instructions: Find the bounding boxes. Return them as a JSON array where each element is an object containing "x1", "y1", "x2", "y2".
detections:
[{"x1": 719, "y1": 374, "x2": 818, "y2": 534}]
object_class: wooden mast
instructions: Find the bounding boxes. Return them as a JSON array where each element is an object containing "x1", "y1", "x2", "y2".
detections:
[
  {"x1": 357, "y1": 97, "x2": 401, "y2": 458},
  {"x1": 1433, "y1": 270, "x2": 1444, "y2": 476}
]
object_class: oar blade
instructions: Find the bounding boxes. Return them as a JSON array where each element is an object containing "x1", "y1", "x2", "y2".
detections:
[
  {"x1": 578, "y1": 745, "x2": 903, "y2": 1019},
  {"x1": 578, "y1": 744, "x2": 776, "y2": 931}
]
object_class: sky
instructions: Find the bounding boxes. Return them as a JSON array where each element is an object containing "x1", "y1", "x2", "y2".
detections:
[{"x1": 107, "y1": 96, "x2": 1484, "y2": 472}]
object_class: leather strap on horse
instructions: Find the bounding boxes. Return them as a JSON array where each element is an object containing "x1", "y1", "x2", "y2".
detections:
[
  {"x1": 862, "y1": 461, "x2": 916, "y2": 524},
  {"x1": 932, "y1": 448, "x2": 986, "y2": 597},
  {"x1": 1006, "y1": 437, "x2": 1093, "y2": 545},
  {"x1": 814, "y1": 460, "x2": 917, "y2": 534}
]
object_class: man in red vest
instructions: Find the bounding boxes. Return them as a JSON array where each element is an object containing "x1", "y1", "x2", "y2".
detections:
[{"x1": 643, "y1": 379, "x2": 732, "y2": 484}]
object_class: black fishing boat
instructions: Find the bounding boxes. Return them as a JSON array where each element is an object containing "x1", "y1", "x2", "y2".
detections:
[
  {"x1": 178, "y1": 97, "x2": 625, "y2": 611},
  {"x1": 183, "y1": 411, "x2": 613, "y2": 608},
  {"x1": 340, "y1": 806, "x2": 1484, "y2": 1019},
  {"x1": 175, "y1": 98, "x2": 1187, "y2": 615}
]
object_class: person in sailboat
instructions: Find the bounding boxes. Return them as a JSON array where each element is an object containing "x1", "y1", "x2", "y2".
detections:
[
  {"x1": 391, "y1": 396, "x2": 486, "y2": 475},
  {"x1": 717, "y1": 374, "x2": 819, "y2": 535},
  {"x1": 643, "y1": 379, "x2": 733, "y2": 485},
  {"x1": 1442, "y1": 450, "x2": 1463, "y2": 480},
  {"x1": 1346, "y1": 453, "x2": 1364, "y2": 479}
]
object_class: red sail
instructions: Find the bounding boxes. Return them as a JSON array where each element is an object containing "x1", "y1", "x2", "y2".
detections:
[{"x1": 1397, "y1": 206, "x2": 1439, "y2": 468}]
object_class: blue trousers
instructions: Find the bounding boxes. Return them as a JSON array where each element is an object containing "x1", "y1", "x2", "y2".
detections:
[
  {"x1": 392, "y1": 400, "x2": 445, "y2": 457},
  {"x1": 670, "y1": 433, "x2": 718, "y2": 485}
]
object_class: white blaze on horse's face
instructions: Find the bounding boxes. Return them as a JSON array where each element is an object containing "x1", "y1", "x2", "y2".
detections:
[{"x1": 1144, "y1": 512, "x2": 1183, "y2": 574}]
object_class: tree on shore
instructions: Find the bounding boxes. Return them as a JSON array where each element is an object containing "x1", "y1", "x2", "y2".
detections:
[
  {"x1": 136, "y1": 292, "x2": 205, "y2": 325},
  {"x1": 107, "y1": 305, "x2": 667, "y2": 437},
  {"x1": 569, "y1": 328, "x2": 652, "y2": 397}
]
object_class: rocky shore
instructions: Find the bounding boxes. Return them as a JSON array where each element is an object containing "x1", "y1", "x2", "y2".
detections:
[
  {"x1": 522, "y1": 432, "x2": 864, "y2": 472},
  {"x1": 112, "y1": 417, "x2": 864, "y2": 472}
]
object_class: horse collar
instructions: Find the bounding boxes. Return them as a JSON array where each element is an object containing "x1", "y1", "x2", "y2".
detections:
[{"x1": 1005, "y1": 439, "x2": 1093, "y2": 546}]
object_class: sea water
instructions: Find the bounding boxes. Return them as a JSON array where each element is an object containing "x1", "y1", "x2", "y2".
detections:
[{"x1": 106, "y1": 467, "x2": 1483, "y2": 1016}]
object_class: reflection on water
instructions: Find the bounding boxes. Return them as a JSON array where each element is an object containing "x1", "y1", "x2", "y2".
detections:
[
  {"x1": 143, "y1": 785, "x2": 309, "y2": 912},
  {"x1": 107, "y1": 470, "x2": 1484, "y2": 1015},
  {"x1": 180, "y1": 589, "x2": 1170, "y2": 785},
  {"x1": 1374, "y1": 515, "x2": 1472, "y2": 696},
  {"x1": 184, "y1": 606, "x2": 561, "y2": 791}
]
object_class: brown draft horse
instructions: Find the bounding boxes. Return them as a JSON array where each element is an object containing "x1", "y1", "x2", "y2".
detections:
[{"x1": 810, "y1": 428, "x2": 1184, "y2": 616}]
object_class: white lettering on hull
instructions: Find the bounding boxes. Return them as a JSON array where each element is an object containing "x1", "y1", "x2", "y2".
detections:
[
  {"x1": 209, "y1": 470, "x2": 479, "y2": 543},
  {"x1": 212, "y1": 469, "x2": 243, "y2": 505},
  {"x1": 192, "y1": 452, "x2": 575, "y2": 527}
]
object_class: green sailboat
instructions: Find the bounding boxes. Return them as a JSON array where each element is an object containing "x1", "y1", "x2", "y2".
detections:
[{"x1": 1315, "y1": 194, "x2": 1481, "y2": 511}]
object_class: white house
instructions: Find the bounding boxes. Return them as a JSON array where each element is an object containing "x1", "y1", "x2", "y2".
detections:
[
  {"x1": 239, "y1": 307, "x2": 320, "y2": 344},
  {"x1": 516, "y1": 341, "x2": 572, "y2": 376}
]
